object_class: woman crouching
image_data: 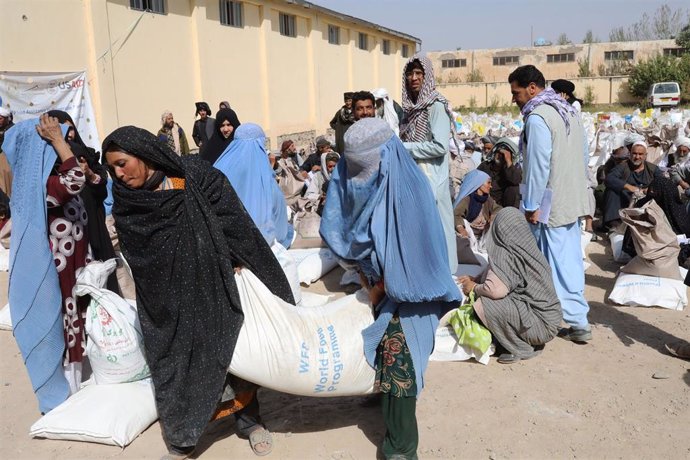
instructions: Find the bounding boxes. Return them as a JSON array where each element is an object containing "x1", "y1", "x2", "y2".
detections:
[
  {"x1": 102, "y1": 126, "x2": 295, "y2": 459},
  {"x1": 458, "y1": 207, "x2": 562, "y2": 364}
]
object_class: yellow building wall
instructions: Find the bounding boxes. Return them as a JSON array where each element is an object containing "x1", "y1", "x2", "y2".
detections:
[{"x1": 1, "y1": 0, "x2": 418, "y2": 148}]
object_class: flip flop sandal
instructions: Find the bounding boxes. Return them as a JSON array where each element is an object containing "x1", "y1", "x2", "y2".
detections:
[
  {"x1": 497, "y1": 353, "x2": 521, "y2": 364},
  {"x1": 665, "y1": 342, "x2": 690, "y2": 360},
  {"x1": 249, "y1": 428, "x2": 274, "y2": 457}
]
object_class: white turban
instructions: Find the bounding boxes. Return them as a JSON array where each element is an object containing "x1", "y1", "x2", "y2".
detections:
[
  {"x1": 674, "y1": 136, "x2": 690, "y2": 150},
  {"x1": 0, "y1": 107, "x2": 10, "y2": 117},
  {"x1": 371, "y1": 88, "x2": 388, "y2": 100},
  {"x1": 631, "y1": 140, "x2": 647, "y2": 151},
  {"x1": 161, "y1": 110, "x2": 173, "y2": 123},
  {"x1": 370, "y1": 88, "x2": 399, "y2": 136}
]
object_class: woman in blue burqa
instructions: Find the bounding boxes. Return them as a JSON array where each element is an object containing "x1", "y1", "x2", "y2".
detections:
[
  {"x1": 320, "y1": 118, "x2": 462, "y2": 459},
  {"x1": 213, "y1": 123, "x2": 300, "y2": 302}
]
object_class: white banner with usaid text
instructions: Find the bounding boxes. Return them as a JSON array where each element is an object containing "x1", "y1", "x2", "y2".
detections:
[{"x1": 0, "y1": 71, "x2": 101, "y2": 150}]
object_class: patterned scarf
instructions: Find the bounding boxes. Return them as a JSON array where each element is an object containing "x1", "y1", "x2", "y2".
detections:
[
  {"x1": 161, "y1": 126, "x2": 180, "y2": 155},
  {"x1": 520, "y1": 87, "x2": 577, "y2": 154},
  {"x1": 400, "y1": 54, "x2": 458, "y2": 146}
]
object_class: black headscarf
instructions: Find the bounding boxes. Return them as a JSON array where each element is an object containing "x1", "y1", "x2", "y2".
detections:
[
  {"x1": 646, "y1": 175, "x2": 690, "y2": 237},
  {"x1": 47, "y1": 110, "x2": 120, "y2": 293},
  {"x1": 199, "y1": 108, "x2": 240, "y2": 164},
  {"x1": 102, "y1": 126, "x2": 293, "y2": 448}
]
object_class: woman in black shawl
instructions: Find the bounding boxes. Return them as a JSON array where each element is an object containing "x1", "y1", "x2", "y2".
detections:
[
  {"x1": 646, "y1": 175, "x2": 690, "y2": 237},
  {"x1": 199, "y1": 108, "x2": 241, "y2": 164},
  {"x1": 47, "y1": 110, "x2": 120, "y2": 294},
  {"x1": 102, "y1": 126, "x2": 294, "y2": 458}
]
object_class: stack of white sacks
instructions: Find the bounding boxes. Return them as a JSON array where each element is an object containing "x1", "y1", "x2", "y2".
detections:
[{"x1": 30, "y1": 259, "x2": 156, "y2": 447}]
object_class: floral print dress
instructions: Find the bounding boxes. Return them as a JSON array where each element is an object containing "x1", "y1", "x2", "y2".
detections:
[{"x1": 46, "y1": 157, "x2": 93, "y2": 367}]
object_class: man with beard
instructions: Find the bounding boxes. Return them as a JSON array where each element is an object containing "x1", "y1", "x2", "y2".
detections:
[
  {"x1": 352, "y1": 91, "x2": 376, "y2": 121},
  {"x1": 329, "y1": 92, "x2": 355, "y2": 154},
  {"x1": 509, "y1": 64, "x2": 590, "y2": 343},
  {"x1": 192, "y1": 101, "x2": 215, "y2": 149},
  {"x1": 275, "y1": 140, "x2": 306, "y2": 206},
  {"x1": 157, "y1": 110, "x2": 190, "y2": 156},
  {"x1": 399, "y1": 54, "x2": 458, "y2": 275},
  {"x1": 604, "y1": 141, "x2": 662, "y2": 228}
]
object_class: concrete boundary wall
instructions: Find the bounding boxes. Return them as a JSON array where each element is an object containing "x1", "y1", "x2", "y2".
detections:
[{"x1": 438, "y1": 76, "x2": 637, "y2": 109}]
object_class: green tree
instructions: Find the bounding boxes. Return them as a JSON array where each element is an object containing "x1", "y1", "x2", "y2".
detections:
[
  {"x1": 466, "y1": 68, "x2": 484, "y2": 83},
  {"x1": 676, "y1": 24, "x2": 690, "y2": 49},
  {"x1": 578, "y1": 57, "x2": 594, "y2": 77},
  {"x1": 609, "y1": 27, "x2": 630, "y2": 42},
  {"x1": 582, "y1": 30, "x2": 599, "y2": 44},
  {"x1": 627, "y1": 54, "x2": 690, "y2": 99},
  {"x1": 609, "y1": 3, "x2": 689, "y2": 41},
  {"x1": 557, "y1": 33, "x2": 572, "y2": 45}
]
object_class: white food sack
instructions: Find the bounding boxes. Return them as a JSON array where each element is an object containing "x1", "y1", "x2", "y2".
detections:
[
  {"x1": 430, "y1": 325, "x2": 493, "y2": 364},
  {"x1": 288, "y1": 247, "x2": 339, "y2": 285},
  {"x1": 608, "y1": 268, "x2": 688, "y2": 310},
  {"x1": 230, "y1": 269, "x2": 376, "y2": 396},
  {"x1": 0, "y1": 244, "x2": 9, "y2": 271},
  {"x1": 610, "y1": 232, "x2": 632, "y2": 263},
  {"x1": 29, "y1": 379, "x2": 157, "y2": 447},
  {"x1": 271, "y1": 241, "x2": 302, "y2": 305},
  {"x1": 75, "y1": 260, "x2": 150, "y2": 384},
  {"x1": 0, "y1": 302, "x2": 11, "y2": 330}
]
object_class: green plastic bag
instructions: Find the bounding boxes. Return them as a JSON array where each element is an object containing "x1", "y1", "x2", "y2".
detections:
[{"x1": 448, "y1": 292, "x2": 492, "y2": 355}]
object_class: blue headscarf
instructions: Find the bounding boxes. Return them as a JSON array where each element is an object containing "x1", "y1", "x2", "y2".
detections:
[
  {"x1": 213, "y1": 123, "x2": 291, "y2": 248},
  {"x1": 3, "y1": 119, "x2": 71, "y2": 413},
  {"x1": 320, "y1": 118, "x2": 461, "y2": 395},
  {"x1": 454, "y1": 169, "x2": 490, "y2": 208}
]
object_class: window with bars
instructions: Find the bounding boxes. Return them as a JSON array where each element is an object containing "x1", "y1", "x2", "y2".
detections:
[
  {"x1": 328, "y1": 25, "x2": 339, "y2": 45},
  {"x1": 441, "y1": 59, "x2": 466, "y2": 68},
  {"x1": 546, "y1": 53, "x2": 575, "y2": 63},
  {"x1": 382, "y1": 39, "x2": 391, "y2": 55},
  {"x1": 493, "y1": 56, "x2": 519, "y2": 66},
  {"x1": 663, "y1": 48, "x2": 686, "y2": 57},
  {"x1": 219, "y1": 0, "x2": 243, "y2": 27},
  {"x1": 358, "y1": 32, "x2": 368, "y2": 50},
  {"x1": 402, "y1": 44, "x2": 409, "y2": 58},
  {"x1": 130, "y1": 0, "x2": 165, "y2": 14},
  {"x1": 279, "y1": 12, "x2": 296, "y2": 37},
  {"x1": 604, "y1": 50, "x2": 633, "y2": 61}
]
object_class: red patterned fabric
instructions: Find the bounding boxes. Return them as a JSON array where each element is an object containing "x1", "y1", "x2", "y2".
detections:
[{"x1": 46, "y1": 157, "x2": 92, "y2": 365}]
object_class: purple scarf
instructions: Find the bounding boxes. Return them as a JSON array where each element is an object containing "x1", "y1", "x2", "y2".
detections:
[{"x1": 520, "y1": 87, "x2": 578, "y2": 154}]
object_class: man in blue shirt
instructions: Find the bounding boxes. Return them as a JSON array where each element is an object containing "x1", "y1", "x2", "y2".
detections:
[{"x1": 509, "y1": 65, "x2": 592, "y2": 343}]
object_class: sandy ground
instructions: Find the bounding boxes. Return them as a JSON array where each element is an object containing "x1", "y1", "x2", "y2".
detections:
[{"x1": 1, "y1": 239, "x2": 689, "y2": 460}]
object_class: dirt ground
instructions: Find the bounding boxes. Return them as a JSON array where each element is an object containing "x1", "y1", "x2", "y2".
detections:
[{"x1": 1, "y1": 239, "x2": 689, "y2": 460}]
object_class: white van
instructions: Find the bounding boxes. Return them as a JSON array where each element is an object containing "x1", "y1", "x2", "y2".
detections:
[{"x1": 647, "y1": 81, "x2": 681, "y2": 108}]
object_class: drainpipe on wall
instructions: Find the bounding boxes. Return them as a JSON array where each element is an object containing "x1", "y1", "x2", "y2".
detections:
[{"x1": 609, "y1": 77, "x2": 613, "y2": 104}]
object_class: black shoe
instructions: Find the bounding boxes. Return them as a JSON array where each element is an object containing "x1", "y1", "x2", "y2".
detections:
[{"x1": 558, "y1": 327, "x2": 592, "y2": 343}]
